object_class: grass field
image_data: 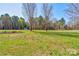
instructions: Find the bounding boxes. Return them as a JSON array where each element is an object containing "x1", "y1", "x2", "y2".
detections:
[{"x1": 0, "y1": 30, "x2": 79, "y2": 56}]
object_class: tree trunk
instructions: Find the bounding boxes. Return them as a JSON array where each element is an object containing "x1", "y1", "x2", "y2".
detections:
[
  {"x1": 29, "y1": 18, "x2": 33, "y2": 31},
  {"x1": 45, "y1": 23, "x2": 48, "y2": 32}
]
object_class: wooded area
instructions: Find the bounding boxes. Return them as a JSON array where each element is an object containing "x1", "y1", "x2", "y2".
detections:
[{"x1": 0, "y1": 3, "x2": 79, "y2": 30}]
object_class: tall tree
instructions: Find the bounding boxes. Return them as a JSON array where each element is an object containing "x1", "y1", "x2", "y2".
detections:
[
  {"x1": 0, "y1": 14, "x2": 27, "y2": 30},
  {"x1": 11, "y1": 16, "x2": 19, "y2": 29},
  {"x1": 58, "y1": 18, "x2": 65, "y2": 29},
  {"x1": 66, "y1": 3, "x2": 79, "y2": 29},
  {"x1": 42, "y1": 3, "x2": 53, "y2": 31},
  {"x1": 38, "y1": 15, "x2": 44, "y2": 29},
  {"x1": 66, "y1": 4, "x2": 79, "y2": 16},
  {"x1": 2, "y1": 14, "x2": 12, "y2": 29},
  {"x1": 22, "y1": 3, "x2": 36, "y2": 31},
  {"x1": 18, "y1": 17, "x2": 26, "y2": 29}
]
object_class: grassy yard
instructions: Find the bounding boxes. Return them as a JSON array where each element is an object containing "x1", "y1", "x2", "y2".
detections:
[{"x1": 0, "y1": 30, "x2": 79, "y2": 56}]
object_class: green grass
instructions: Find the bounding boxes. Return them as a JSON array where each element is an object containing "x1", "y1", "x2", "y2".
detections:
[{"x1": 0, "y1": 30, "x2": 79, "y2": 56}]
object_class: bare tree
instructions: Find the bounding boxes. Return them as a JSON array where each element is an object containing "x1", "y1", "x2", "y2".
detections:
[
  {"x1": 66, "y1": 3, "x2": 79, "y2": 29},
  {"x1": 66, "y1": 3, "x2": 79, "y2": 16},
  {"x1": 42, "y1": 3, "x2": 53, "y2": 31},
  {"x1": 22, "y1": 3, "x2": 36, "y2": 31}
]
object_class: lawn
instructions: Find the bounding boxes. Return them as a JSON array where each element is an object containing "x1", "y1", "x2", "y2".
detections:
[{"x1": 0, "y1": 30, "x2": 79, "y2": 56}]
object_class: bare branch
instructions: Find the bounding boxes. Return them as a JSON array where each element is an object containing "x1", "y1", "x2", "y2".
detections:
[{"x1": 22, "y1": 3, "x2": 36, "y2": 31}]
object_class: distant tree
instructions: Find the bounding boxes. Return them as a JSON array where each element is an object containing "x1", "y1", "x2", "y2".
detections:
[
  {"x1": 32, "y1": 18, "x2": 39, "y2": 30},
  {"x1": 22, "y1": 3, "x2": 36, "y2": 31},
  {"x1": 25, "y1": 22, "x2": 29, "y2": 29},
  {"x1": 59, "y1": 18, "x2": 65, "y2": 25},
  {"x1": 0, "y1": 16, "x2": 3, "y2": 29},
  {"x1": 50, "y1": 18, "x2": 58, "y2": 30},
  {"x1": 0, "y1": 14, "x2": 27, "y2": 30},
  {"x1": 38, "y1": 15, "x2": 44, "y2": 29},
  {"x1": 11, "y1": 16, "x2": 19, "y2": 29},
  {"x1": 68, "y1": 16, "x2": 79, "y2": 29},
  {"x1": 18, "y1": 17, "x2": 27, "y2": 29},
  {"x1": 57, "y1": 18, "x2": 65, "y2": 29},
  {"x1": 2, "y1": 14, "x2": 12, "y2": 29},
  {"x1": 42, "y1": 3, "x2": 53, "y2": 31}
]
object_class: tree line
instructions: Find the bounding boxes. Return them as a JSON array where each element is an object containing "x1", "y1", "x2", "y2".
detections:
[
  {"x1": 22, "y1": 3, "x2": 79, "y2": 31},
  {"x1": 0, "y1": 3, "x2": 79, "y2": 30},
  {"x1": 0, "y1": 13, "x2": 66, "y2": 30},
  {"x1": 0, "y1": 14, "x2": 28, "y2": 30}
]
